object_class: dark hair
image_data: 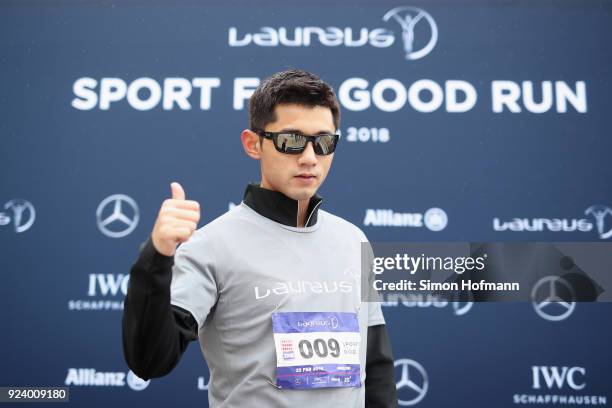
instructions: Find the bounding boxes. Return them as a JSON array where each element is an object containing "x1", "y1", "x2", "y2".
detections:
[{"x1": 249, "y1": 69, "x2": 340, "y2": 131}]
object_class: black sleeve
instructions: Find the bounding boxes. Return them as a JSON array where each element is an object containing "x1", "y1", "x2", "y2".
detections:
[
  {"x1": 122, "y1": 238, "x2": 199, "y2": 380},
  {"x1": 365, "y1": 324, "x2": 397, "y2": 408}
]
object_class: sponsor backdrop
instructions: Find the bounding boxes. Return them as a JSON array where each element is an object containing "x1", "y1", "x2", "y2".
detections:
[{"x1": 1, "y1": 0, "x2": 611, "y2": 406}]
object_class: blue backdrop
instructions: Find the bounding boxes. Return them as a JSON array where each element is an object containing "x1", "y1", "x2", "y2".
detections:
[{"x1": 1, "y1": 0, "x2": 611, "y2": 406}]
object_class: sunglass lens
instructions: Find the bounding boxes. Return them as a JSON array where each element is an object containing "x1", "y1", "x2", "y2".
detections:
[
  {"x1": 314, "y1": 135, "x2": 336, "y2": 155},
  {"x1": 276, "y1": 133, "x2": 307, "y2": 154}
]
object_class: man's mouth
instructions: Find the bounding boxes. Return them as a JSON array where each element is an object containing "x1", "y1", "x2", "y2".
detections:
[{"x1": 295, "y1": 174, "x2": 316, "y2": 179}]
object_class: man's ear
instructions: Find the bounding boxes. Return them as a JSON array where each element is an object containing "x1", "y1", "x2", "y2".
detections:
[{"x1": 241, "y1": 129, "x2": 261, "y2": 160}]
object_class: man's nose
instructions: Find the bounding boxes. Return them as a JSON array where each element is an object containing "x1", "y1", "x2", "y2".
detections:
[{"x1": 297, "y1": 141, "x2": 317, "y2": 165}]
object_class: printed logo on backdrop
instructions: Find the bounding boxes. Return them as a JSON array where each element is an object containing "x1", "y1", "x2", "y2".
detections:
[
  {"x1": 451, "y1": 300, "x2": 472, "y2": 316},
  {"x1": 126, "y1": 371, "x2": 149, "y2": 391},
  {"x1": 382, "y1": 293, "x2": 473, "y2": 316},
  {"x1": 395, "y1": 359, "x2": 428, "y2": 406},
  {"x1": 364, "y1": 208, "x2": 448, "y2": 231},
  {"x1": 68, "y1": 274, "x2": 128, "y2": 311},
  {"x1": 71, "y1": 77, "x2": 587, "y2": 113},
  {"x1": 71, "y1": 3, "x2": 588, "y2": 115},
  {"x1": 96, "y1": 194, "x2": 139, "y2": 238},
  {"x1": 197, "y1": 375, "x2": 210, "y2": 391},
  {"x1": 0, "y1": 199, "x2": 35, "y2": 233},
  {"x1": 531, "y1": 276, "x2": 575, "y2": 322},
  {"x1": 493, "y1": 205, "x2": 612, "y2": 240},
  {"x1": 513, "y1": 365, "x2": 607, "y2": 405},
  {"x1": 585, "y1": 205, "x2": 612, "y2": 239},
  {"x1": 65, "y1": 369, "x2": 149, "y2": 391},
  {"x1": 382, "y1": 7, "x2": 437, "y2": 60},
  {"x1": 228, "y1": 5, "x2": 437, "y2": 61}
]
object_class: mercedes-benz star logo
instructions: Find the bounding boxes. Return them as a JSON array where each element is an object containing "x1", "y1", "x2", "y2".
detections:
[
  {"x1": 383, "y1": 6, "x2": 438, "y2": 61},
  {"x1": 96, "y1": 194, "x2": 139, "y2": 238},
  {"x1": 2, "y1": 199, "x2": 36, "y2": 233},
  {"x1": 531, "y1": 276, "x2": 576, "y2": 322},
  {"x1": 395, "y1": 359, "x2": 428, "y2": 406}
]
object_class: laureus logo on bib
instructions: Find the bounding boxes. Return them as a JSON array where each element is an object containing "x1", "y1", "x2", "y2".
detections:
[
  {"x1": 228, "y1": 5, "x2": 437, "y2": 61},
  {"x1": 513, "y1": 365, "x2": 607, "y2": 405},
  {"x1": 493, "y1": 205, "x2": 612, "y2": 240},
  {"x1": 297, "y1": 316, "x2": 339, "y2": 329}
]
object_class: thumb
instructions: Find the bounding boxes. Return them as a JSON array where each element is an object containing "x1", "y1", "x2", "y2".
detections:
[{"x1": 170, "y1": 182, "x2": 186, "y2": 200}]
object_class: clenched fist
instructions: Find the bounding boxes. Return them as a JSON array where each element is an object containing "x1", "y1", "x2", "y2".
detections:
[{"x1": 151, "y1": 182, "x2": 201, "y2": 257}]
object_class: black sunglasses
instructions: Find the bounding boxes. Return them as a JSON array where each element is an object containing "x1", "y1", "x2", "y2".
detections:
[{"x1": 253, "y1": 130, "x2": 340, "y2": 156}]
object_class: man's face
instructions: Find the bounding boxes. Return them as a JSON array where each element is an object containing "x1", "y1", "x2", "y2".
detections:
[{"x1": 259, "y1": 103, "x2": 335, "y2": 202}]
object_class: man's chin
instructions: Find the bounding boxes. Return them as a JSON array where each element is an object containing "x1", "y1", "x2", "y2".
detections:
[{"x1": 286, "y1": 187, "x2": 317, "y2": 202}]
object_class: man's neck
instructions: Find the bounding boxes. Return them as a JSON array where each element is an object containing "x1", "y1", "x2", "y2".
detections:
[
  {"x1": 296, "y1": 198, "x2": 310, "y2": 228},
  {"x1": 242, "y1": 183, "x2": 322, "y2": 228}
]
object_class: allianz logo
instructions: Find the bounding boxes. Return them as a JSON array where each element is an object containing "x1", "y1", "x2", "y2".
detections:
[
  {"x1": 254, "y1": 280, "x2": 353, "y2": 299},
  {"x1": 494, "y1": 205, "x2": 612, "y2": 239},
  {"x1": 65, "y1": 369, "x2": 149, "y2": 391},
  {"x1": 229, "y1": 27, "x2": 394, "y2": 48},
  {"x1": 364, "y1": 208, "x2": 448, "y2": 231}
]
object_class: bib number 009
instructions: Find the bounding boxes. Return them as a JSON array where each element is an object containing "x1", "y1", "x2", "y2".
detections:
[{"x1": 298, "y1": 338, "x2": 340, "y2": 359}]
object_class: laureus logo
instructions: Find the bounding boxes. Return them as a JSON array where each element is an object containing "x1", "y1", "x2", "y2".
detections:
[
  {"x1": 382, "y1": 6, "x2": 438, "y2": 60},
  {"x1": 493, "y1": 205, "x2": 612, "y2": 240},
  {"x1": 227, "y1": 5, "x2": 439, "y2": 61},
  {"x1": 0, "y1": 199, "x2": 36, "y2": 233},
  {"x1": 585, "y1": 205, "x2": 612, "y2": 239}
]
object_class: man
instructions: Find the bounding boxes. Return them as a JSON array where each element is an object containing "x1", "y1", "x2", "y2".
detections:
[{"x1": 122, "y1": 69, "x2": 397, "y2": 407}]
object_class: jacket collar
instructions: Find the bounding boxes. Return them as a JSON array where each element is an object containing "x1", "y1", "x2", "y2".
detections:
[{"x1": 242, "y1": 182, "x2": 323, "y2": 228}]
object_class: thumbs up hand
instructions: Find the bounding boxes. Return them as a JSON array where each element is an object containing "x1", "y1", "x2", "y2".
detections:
[{"x1": 151, "y1": 182, "x2": 201, "y2": 257}]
